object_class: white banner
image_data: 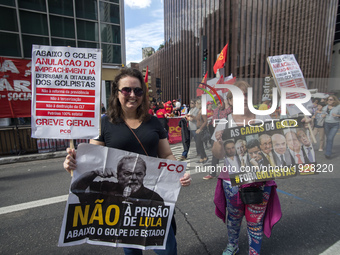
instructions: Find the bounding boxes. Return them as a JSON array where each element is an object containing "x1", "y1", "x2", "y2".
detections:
[
  {"x1": 58, "y1": 143, "x2": 186, "y2": 250},
  {"x1": 267, "y1": 54, "x2": 313, "y2": 116},
  {"x1": 31, "y1": 45, "x2": 101, "y2": 139}
]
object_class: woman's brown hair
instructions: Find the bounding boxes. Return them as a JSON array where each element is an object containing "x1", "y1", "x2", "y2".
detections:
[
  {"x1": 107, "y1": 68, "x2": 150, "y2": 123},
  {"x1": 327, "y1": 95, "x2": 340, "y2": 107}
]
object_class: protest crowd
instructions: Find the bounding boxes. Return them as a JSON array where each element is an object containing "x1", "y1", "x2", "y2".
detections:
[
  {"x1": 27, "y1": 46, "x2": 336, "y2": 255},
  {"x1": 118, "y1": 72, "x2": 339, "y2": 255},
  {"x1": 65, "y1": 67, "x2": 338, "y2": 255}
]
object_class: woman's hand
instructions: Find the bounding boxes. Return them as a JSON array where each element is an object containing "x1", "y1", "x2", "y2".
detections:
[
  {"x1": 301, "y1": 116, "x2": 312, "y2": 128},
  {"x1": 196, "y1": 129, "x2": 201, "y2": 134},
  {"x1": 215, "y1": 130, "x2": 223, "y2": 142},
  {"x1": 301, "y1": 116, "x2": 312, "y2": 123},
  {"x1": 180, "y1": 172, "x2": 191, "y2": 187},
  {"x1": 63, "y1": 148, "x2": 77, "y2": 174}
]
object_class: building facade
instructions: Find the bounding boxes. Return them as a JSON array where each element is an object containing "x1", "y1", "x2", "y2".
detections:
[
  {"x1": 0, "y1": 0, "x2": 126, "y2": 155},
  {"x1": 139, "y1": 0, "x2": 337, "y2": 105},
  {"x1": 138, "y1": 49, "x2": 165, "y2": 102},
  {"x1": 329, "y1": 0, "x2": 340, "y2": 94},
  {"x1": 0, "y1": 0, "x2": 126, "y2": 107}
]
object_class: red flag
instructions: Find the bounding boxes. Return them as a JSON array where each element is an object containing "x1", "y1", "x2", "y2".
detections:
[
  {"x1": 144, "y1": 66, "x2": 148, "y2": 85},
  {"x1": 213, "y1": 43, "x2": 228, "y2": 74},
  {"x1": 216, "y1": 75, "x2": 224, "y2": 84},
  {"x1": 196, "y1": 71, "x2": 208, "y2": 97},
  {"x1": 222, "y1": 77, "x2": 236, "y2": 93},
  {"x1": 215, "y1": 75, "x2": 228, "y2": 93},
  {"x1": 143, "y1": 66, "x2": 150, "y2": 102},
  {"x1": 224, "y1": 77, "x2": 236, "y2": 84},
  {"x1": 215, "y1": 75, "x2": 236, "y2": 93}
]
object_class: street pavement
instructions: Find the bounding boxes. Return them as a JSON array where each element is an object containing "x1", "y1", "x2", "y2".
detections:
[{"x1": 0, "y1": 133, "x2": 340, "y2": 254}]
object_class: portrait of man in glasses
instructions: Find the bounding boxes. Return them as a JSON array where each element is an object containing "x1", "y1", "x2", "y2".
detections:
[{"x1": 71, "y1": 155, "x2": 164, "y2": 205}]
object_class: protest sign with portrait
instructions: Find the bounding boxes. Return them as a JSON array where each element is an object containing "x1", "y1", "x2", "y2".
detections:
[
  {"x1": 58, "y1": 143, "x2": 186, "y2": 250},
  {"x1": 221, "y1": 117, "x2": 317, "y2": 186}
]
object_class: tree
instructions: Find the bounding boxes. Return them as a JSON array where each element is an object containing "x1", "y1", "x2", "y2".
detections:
[
  {"x1": 157, "y1": 44, "x2": 164, "y2": 51},
  {"x1": 146, "y1": 51, "x2": 153, "y2": 57}
]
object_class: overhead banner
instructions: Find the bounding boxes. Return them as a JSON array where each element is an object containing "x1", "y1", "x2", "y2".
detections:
[
  {"x1": 0, "y1": 57, "x2": 32, "y2": 118},
  {"x1": 58, "y1": 143, "x2": 186, "y2": 250},
  {"x1": 31, "y1": 45, "x2": 102, "y2": 139},
  {"x1": 267, "y1": 54, "x2": 313, "y2": 116},
  {"x1": 221, "y1": 117, "x2": 318, "y2": 186}
]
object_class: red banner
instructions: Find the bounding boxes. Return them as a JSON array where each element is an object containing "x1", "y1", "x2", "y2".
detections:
[
  {"x1": 168, "y1": 117, "x2": 182, "y2": 144},
  {"x1": 0, "y1": 57, "x2": 32, "y2": 117}
]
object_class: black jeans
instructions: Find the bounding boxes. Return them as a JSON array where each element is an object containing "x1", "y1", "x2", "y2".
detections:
[
  {"x1": 196, "y1": 130, "x2": 207, "y2": 159},
  {"x1": 210, "y1": 156, "x2": 219, "y2": 177}
]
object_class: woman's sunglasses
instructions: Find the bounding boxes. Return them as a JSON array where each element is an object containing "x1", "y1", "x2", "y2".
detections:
[{"x1": 118, "y1": 87, "x2": 144, "y2": 97}]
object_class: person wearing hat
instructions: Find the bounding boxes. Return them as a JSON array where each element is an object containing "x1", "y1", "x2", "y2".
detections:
[
  {"x1": 259, "y1": 97, "x2": 271, "y2": 110},
  {"x1": 165, "y1": 100, "x2": 173, "y2": 115}
]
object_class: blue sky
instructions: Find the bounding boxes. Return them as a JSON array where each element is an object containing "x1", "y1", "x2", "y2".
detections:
[{"x1": 124, "y1": 0, "x2": 164, "y2": 65}]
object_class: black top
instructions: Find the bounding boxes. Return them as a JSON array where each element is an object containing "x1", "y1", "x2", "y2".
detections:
[{"x1": 96, "y1": 115, "x2": 167, "y2": 157}]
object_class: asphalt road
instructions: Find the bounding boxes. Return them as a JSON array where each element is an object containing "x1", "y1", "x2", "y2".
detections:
[{"x1": 0, "y1": 136, "x2": 340, "y2": 255}]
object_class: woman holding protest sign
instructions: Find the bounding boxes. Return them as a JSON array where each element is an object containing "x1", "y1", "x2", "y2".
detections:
[
  {"x1": 212, "y1": 81, "x2": 281, "y2": 255},
  {"x1": 63, "y1": 68, "x2": 191, "y2": 255}
]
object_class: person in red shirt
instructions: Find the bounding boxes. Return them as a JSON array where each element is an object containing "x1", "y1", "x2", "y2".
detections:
[
  {"x1": 165, "y1": 101, "x2": 173, "y2": 115},
  {"x1": 156, "y1": 103, "x2": 169, "y2": 137},
  {"x1": 207, "y1": 101, "x2": 214, "y2": 119}
]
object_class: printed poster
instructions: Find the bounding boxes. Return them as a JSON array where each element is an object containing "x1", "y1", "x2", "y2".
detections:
[
  {"x1": 0, "y1": 57, "x2": 32, "y2": 118},
  {"x1": 31, "y1": 45, "x2": 102, "y2": 139},
  {"x1": 267, "y1": 54, "x2": 313, "y2": 116},
  {"x1": 59, "y1": 143, "x2": 186, "y2": 250},
  {"x1": 221, "y1": 117, "x2": 317, "y2": 186}
]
